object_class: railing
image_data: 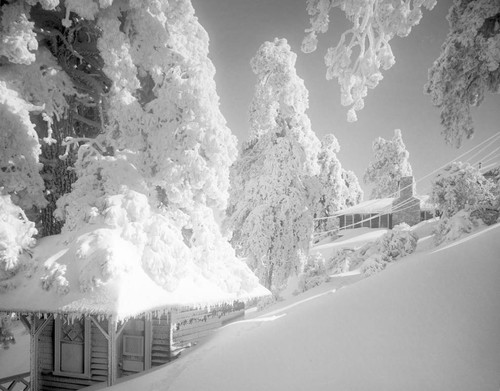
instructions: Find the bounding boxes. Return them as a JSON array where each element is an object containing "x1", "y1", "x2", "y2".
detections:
[{"x1": 0, "y1": 372, "x2": 30, "y2": 391}]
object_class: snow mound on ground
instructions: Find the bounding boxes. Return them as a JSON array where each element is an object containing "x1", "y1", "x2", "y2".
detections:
[{"x1": 104, "y1": 223, "x2": 500, "y2": 391}]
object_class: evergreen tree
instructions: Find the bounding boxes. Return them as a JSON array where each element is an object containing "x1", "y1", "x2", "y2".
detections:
[
  {"x1": 425, "y1": 0, "x2": 500, "y2": 147},
  {"x1": 364, "y1": 129, "x2": 413, "y2": 199},
  {"x1": 312, "y1": 134, "x2": 363, "y2": 237},
  {"x1": 227, "y1": 38, "x2": 321, "y2": 291},
  {"x1": 0, "y1": 0, "x2": 261, "y2": 297}
]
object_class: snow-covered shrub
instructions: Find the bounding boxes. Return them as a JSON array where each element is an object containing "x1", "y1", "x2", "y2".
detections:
[
  {"x1": 0, "y1": 193, "x2": 37, "y2": 288},
  {"x1": 431, "y1": 162, "x2": 495, "y2": 219},
  {"x1": 328, "y1": 248, "x2": 355, "y2": 275},
  {"x1": 360, "y1": 254, "x2": 389, "y2": 277},
  {"x1": 359, "y1": 223, "x2": 418, "y2": 277},
  {"x1": 433, "y1": 210, "x2": 483, "y2": 246},
  {"x1": 298, "y1": 252, "x2": 330, "y2": 293},
  {"x1": 41, "y1": 261, "x2": 69, "y2": 295},
  {"x1": 376, "y1": 223, "x2": 419, "y2": 261},
  {"x1": 0, "y1": 313, "x2": 16, "y2": 350}
]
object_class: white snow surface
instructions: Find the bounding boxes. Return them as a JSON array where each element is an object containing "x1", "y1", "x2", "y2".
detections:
[
  {"x1": 103, "y1": 223, "x2": 500, "y2": 391},
  {"x1": 0, "y1": 227, "x2": 269, "y2": 320},
  {"x1": 311, "y1": 227, "x2": 389, "y2": 260}
]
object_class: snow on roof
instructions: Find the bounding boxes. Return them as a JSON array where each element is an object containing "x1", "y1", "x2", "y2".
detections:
[
  {"x1": 0, "y1": 227, "x2": 269, "y2": 321},
  {"x1": 338, "y1": 195, "x2": 435, "y2": 215},
  {"x1": 339, "y1": 198, "x2": 395, "y2": 215}
]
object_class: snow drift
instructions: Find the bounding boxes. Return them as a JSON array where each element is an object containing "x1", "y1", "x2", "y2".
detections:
[{"x1": 104, "y1": 223, "x2": 500, "y2": 391}]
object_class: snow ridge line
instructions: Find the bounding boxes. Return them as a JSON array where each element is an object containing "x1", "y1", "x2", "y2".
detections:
[{"x1": 257, "y1": 288, "x2": 337, "y2": 318}]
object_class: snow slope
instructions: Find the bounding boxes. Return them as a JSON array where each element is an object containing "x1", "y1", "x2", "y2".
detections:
[
  {"x1": 103, "y1": 223, "x2": 500, "y2": 391},
  {"x1": 310, "y1": 227, "x2": 388, "y2": 260}
]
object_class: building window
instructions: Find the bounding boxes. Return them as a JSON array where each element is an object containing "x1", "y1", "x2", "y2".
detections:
[{"x1": 54, "y1": 316, "x2": 91, "y2": 378}]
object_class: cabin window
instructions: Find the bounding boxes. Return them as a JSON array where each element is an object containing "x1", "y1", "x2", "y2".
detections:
[{"x1": 54, "y1": 316, "x2": 91, "y2": 378}]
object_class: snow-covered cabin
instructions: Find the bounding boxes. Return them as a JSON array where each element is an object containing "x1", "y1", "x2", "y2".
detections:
[
  {"x1": 0, "y1": 229, "x2": 269, "y2": 391},
  {"x1": 338, "y1": 176, "x2": 435, "y2": 230}
]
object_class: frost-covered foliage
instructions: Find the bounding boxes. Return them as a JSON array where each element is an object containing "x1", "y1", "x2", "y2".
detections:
[
  {"x1": 433, "y1": 210, "x2": 483, "y2": 246},
  {"x1": 0, "y1": 1, "x2": 38, "y2": 65},
  {"x1": 227, "y1": 38, "x2": 321, "y2": 291},
  {"x1": 1, "y1": 0, "x2": 263, "y2": 300},
  {"x1": 341, "y1": 169, "x2": 364, "y2": 207},
  {"x1": 328, "y1": 224, "x2": 418, "y2": 277},
  {"x1": 0, "y1": 82, "x2": 46, "y2": 210},
  {"x1": 48, "y1": 0, "x2": 255, "y2": 297},
  {"x1": 302, "y1": 0, "x2": 436, "y2": 121},
  {"x1": 425, "y1": 0, "x2": 500, "y2": 147},
  {"x1": 0, "y1": 313, "x2": 16, "y2": 349},
  {"x1": 312, "y1": 134, "x2": 363, "y2": 238},
  {"x1": 360, "y1": 223, "x2": 418, "y2": 276},
  {"x1": 328, "y1": 248, "x2": 355, "y2": 275},
  {"x1": 430, "y1": 161, "x2": 496, "y2": 218},
  {"x1": 364, "y1": 129, "x2": 413, "y2": 199},
  {"x1": 0, "y1": 193, "x2": 37, "y2": 287},
  {"x1": 297, "y1": 252, "x2": 330, "y2": 293}
]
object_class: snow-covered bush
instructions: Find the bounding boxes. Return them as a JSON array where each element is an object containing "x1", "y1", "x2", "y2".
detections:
[
  {"x1": 358, "y1": 223, "x2": 418, "y2": 277},
  {"x1": 0, "y1": 193, "x2": 37, "y2": 289},
  {"x1": 0, "y1": 313, "x2": 16, "y2": 350},
  {"x1": 330, "y1": 224, "x2": 418, "y2": 278},
  {"x1": 431, "y1": 162, "x2": 496, "y2": 220},
  {"x1": 328, "y1": 248, "x2": 356, "y2": 275},
  {"x1": 360, "y1": 254, "x2": 389, "y2": 277},
  {"x1": 433, "y1": 210, "x2": 483, "y2": 246},
  {"x1": 298, "y1": 252, "x2": 330, "y2": 293},
  {"x1": 376, "y1": 223, "x2": 419, "y2": 261}
]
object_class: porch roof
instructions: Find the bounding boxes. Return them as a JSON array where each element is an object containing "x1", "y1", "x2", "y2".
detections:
[{"x1": 0, "y1": 227, "x2": 269, "y2": 321}]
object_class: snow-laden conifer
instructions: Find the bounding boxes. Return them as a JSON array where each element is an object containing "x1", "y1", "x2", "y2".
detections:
[
  {"x1": 227, "y1": 38, "x2": 321, "y2": 291},
  {"x1": 0, "y1": 0, "x2": 263, "y2": 299},
  {"x1": 425, "y1": 0, "x2": 500, "y2": 147},
  {"x1": 312, "y1": 134, "x2": 363, "y2": 237},
  {"x1": 364, "y1": 129, "x2": 413, "y2": 199}
]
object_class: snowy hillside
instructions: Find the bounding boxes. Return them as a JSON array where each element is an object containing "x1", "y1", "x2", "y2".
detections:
[{"x1": 101, "y1": 222, "x2": 500, "y2": 391}]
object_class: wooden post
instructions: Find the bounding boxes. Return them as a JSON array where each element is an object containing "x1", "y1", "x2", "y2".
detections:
[
  {"x1": 144, "y1": 317, "x2": 152, "y2": 370},
  {"x1": 24, "y1": 314, "x2": 53, "y2": 391},
  {"x1": 107, "y1": 317, "x2": 117, "y2": 386},
  {"x1": 29, "y1": 315, "x2": 37, "y2": 391}
]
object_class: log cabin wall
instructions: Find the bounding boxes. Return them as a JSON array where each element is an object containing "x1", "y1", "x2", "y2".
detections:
[
  {"x1": 171, "y1": 302, "x2": 245, "y2": 355},
  {"x1": 151, "y1": 314, "x2": 172, "y2": 368},
  {"x1": 37, "y1": 316, "x2": 109, "y2": 391}
]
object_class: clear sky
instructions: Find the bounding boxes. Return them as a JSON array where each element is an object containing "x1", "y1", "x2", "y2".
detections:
[{"x1": 192, "y1": 0, "x2": 500, "y2": 197}]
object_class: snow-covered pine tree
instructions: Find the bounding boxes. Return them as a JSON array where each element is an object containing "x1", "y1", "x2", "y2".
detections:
[
  {"x1": 0, "y1": 0, "x2": 261, "y2": 298},
  {"x1": 0, "y1": 1, "x2": 110, "y2": 236},
  {"x1": 341, "y1": 168, "x2": 364, "y2": 208},
  {"x1": 312, "y1": 134, "x2": 363, "y2": 237},
  {"x1": 227, "y1": 38, "x2": 321, "y2": 291},
  {"x1": 364, "y1": 129, "x2": 413, "y2": 199},
  {"x1": 425, "y1": 0, "x2": 500, "y2": 148}
]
